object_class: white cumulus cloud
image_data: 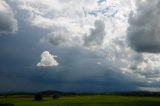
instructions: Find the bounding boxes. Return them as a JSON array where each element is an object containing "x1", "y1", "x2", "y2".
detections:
[
  {"x1": 12, "y1": 0, "x2": 124, "y2": 47},
  {"x1": 37, "y1": 51, "x2": 59, "y2": 67}
]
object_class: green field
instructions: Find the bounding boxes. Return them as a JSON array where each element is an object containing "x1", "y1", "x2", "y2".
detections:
[{"x1": 0, "y1": 95, "x2": 160, "y2": 106}]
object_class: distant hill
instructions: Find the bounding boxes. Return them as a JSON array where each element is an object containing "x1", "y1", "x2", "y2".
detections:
[
  {"x1": 0, "y1": 90, "x2": 160, "y2": 97},
  {"x1": 38, "y1": 90, "x2": 64, "y2": 95}
]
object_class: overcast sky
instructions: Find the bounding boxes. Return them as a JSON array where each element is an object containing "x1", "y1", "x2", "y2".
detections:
[{"x1": 0, "y1": 0, "x2": 160, "y2": 92}]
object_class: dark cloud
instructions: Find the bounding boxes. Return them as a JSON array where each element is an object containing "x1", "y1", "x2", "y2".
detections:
[
  {"x1": 0, "y1": 0, "x2": 17, "y2": 34},
  {"x1": 0, "y1": 38, "x2": 141, "y2": 92},
  {"x1": 127, "y1": 0, "x2": 160, "y2": 53},
  {"x1": 84, "y1": 20, "x2": 105, "y2": 47}
]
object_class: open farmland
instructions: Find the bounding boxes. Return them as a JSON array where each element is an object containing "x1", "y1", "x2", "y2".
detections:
[{"x1": 0, "y1": 95, "x2": 160, "y2": 106}]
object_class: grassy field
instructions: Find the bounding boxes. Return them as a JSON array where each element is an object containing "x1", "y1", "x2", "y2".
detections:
[{"x1": 0, "y1": 95, "x2": 160, "y2": 106}]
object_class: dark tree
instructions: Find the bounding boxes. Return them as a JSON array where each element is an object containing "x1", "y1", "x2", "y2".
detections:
[
  {"x1": 52, "y1": 94, "x2": 59, "y2": 100},
  {"x1": 34, "y1": 94, "x2": 43, "y2": 101}
]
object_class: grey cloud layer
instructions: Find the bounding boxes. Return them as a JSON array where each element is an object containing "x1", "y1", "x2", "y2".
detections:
[
  {"x1": 0, "y1": 0, "x2": 17, "y2": 34},
  {"x1": 127, "y1": 0, "x2": 160, "y2": 53},
  {"x1": 84, "y1": 20, "x2": 105, "y2": 47}
]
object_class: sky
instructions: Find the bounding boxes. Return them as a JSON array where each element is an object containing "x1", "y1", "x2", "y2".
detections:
[{"x1": 0, "y1": 0, "x2": 160, "y2": 92}]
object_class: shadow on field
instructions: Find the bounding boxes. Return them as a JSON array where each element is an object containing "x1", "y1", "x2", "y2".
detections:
[
  {"x1": 0, "y1": 103, "x2": 15, "y2": 106},
  {"x1": 64, "y1": 101, "x2": 160, "y2": 106},
  {"x1": 132, "y1": 101, "x2": 160, "y2": 106}
]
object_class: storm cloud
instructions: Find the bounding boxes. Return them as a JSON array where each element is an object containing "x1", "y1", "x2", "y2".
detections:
[
  {"x1": 0, "y1": 0, "x2": 17, "y2": 34},
  {"x1": 127, "y1": 0, "x2": 160, "y2": 53}
]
